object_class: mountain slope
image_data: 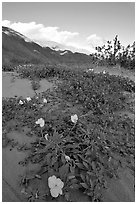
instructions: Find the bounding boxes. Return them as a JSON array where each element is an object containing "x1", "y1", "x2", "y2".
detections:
[
  {"x1": 2, "y1": 26, "x2": 94, "y2": 68},
  {"x1": 2, "y1": 26, "x2": 54, "y2": 66}
]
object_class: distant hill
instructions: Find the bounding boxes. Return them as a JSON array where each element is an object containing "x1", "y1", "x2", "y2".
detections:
[
  {"x1": 44, "y1": 40, "x2": 91, "y2": 54},
  {"x1": 2, "y1": 26, "x2": 94, "y2": 68}
]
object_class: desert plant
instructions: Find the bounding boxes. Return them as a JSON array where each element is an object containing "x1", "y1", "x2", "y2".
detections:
[{"x1": 95, "y1": 36, "x2": 135, "y2": 69}]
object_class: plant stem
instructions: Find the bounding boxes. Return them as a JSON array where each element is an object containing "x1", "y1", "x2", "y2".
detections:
[{"x1": 41, "y1": 129, "x2": 43, "y2": 137}]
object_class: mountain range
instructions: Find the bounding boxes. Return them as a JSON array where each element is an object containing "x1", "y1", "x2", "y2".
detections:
[{"x1": 2, "y1": 26, "x2": 94, "y2": 68}]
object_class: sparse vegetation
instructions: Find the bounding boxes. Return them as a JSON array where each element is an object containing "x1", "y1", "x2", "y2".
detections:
[
  {"x1": 31, "y1": 79, "x2": 41, "y2": 93},
  {"x1": 2, "y1": 66, "x2": 135, "y2": 201},
  {"x1": 2, "y1": 24, "x2": 135, "y2": 202}
]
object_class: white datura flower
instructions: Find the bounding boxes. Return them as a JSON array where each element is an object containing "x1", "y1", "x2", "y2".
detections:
[
  {"x1": 35, "y1": 118, "x2": 45, "y2": 127},
  {"x1": 26, "y1": 96, "x2": 31, "y2": 101},
  {"x1": 19, "y1": 100, "x2": 24, "y2": 105},
  {"x1": 48, "y1": 175, "x2": 64, "y2": 198},
  {"x1": 43, "y1": 98, "x2": 48, "y2": 103},
  {"x1": 71, "y1": 114, "x2": 78, "y2": 124},
  {"x1": 44, "y1": 133, "x2": 48, "y2": 140},
  {"x1": 64, "y1": 155, "x2": 71, "y2": 162}
]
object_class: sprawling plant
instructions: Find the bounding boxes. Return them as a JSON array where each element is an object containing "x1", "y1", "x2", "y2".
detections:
[{"x1": 2, "y1": 67, "x2": 135, "y2": 201}]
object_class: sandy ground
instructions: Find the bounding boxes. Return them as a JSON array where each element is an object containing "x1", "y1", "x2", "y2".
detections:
[
  {"x1": 2, "y1": 128, "x2": 41, "y2": 201},
  {"x1": 92, "y1": 65, "x2": 135, "y2": 82},
  {"x1": 2, "y1": 72, "x2": 54, "y2": 201},
  {"x1": 94, "y1": 66, "x2": 135, "y2": 201},
  {"x1": 102, "y1": 167, "x2": 135, "y2": 202},
  {"x1": 2, "y1": 69, "x2": 135, "y2": 202},
  {"x1": 2, "y1": 72, "x2": 53, "y2": 98}
]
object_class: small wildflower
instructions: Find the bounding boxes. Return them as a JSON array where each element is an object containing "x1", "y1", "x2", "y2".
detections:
[
  {"x1": 86, "y1": 68, "x2": 94, "y2": 72},
  {"x1": 21, "y1": 188, "x2": 27, "y2": 195},
  {"x1": 35, "y1": 118, "x2": 45, "y2": 127},
  {"x1": 108, "y1": 157, "x2": 112, "y2": 162},
  {"x1": 44, "y1": 133, "x2": 48, "y2": 140},
  {"x1": 43, "y1": 98, "x2": 48, "y2": 103},
  {"x1": 26, "y1": 97, "x2": 31, "y2": 101},
  {"x1": 71, "y1": 114, "x2": 78, "y2": 124},
  {"x1": 64, "y1": 155, "x2": 70, "y2": 162},
  {"x1": 89, "y1": 68, "x2": 94, "y2": 71},
  {"x1": 19, "y1": 100, "x2": 24, "y2": 105},
  {"x1": 48, "y1": 175, "x2": 64, "y2": 198}
]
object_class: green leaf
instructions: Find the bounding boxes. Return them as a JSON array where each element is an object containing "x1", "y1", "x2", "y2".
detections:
[
  {"x1": 80, "y1": 182, "x2": 89, "y2": 189},
  {"x1": 70, "y1": 165, "x2": 75, "y2": 174},
  {"x1": 59, "y1": 163, "x2": 69, "y2": 179},
  {"x1": 87, "y1": 191, "x2": 94, "y2": 197},
  {"x1": 35, "y1": 174, "x2": 41, "y2": 179},
  {"x1": 70, "y1": 183, "x2": 80, "y2": 189},
  {"x1": 36, "y1": 142, "x2": 54, "y2": 154},
  {"x1": 83, "y1": 161, "x2": 89, "y2": 169},
  {"x1": 51, "y1": 156, "x2": 58, "y2": 166},
  {"x1": 48, "y1": 168, "x2": 56, "y2": 176},
  {"x1": 52, "y1": 129, "x2": 62, "y2": 143},
  {"x1": 75, "y1": 163, "x2": 85, "y2": 169},
  {"x1": 89, "y1": 179, "x2": 93, "y2": 189},
  {"x1": 45, "y1": 153, "x2": 52, "y2": 165},
  {"x1": 65, "y1": 192, "x2": 70, "y2": 201},
  {"x1": 54, "y1": 162, "x2": 59, "y2": 169},
  {"x1": 91, "y1": 161, "x2": 96, "y2": 170},
  {"x1": 68, "y1": 175, "x2": 75, "y2": 180},
  {"x1": 66, "y1": 144, "x2": 80, "y2": 149},
  {"x1": 61, "y1": 155, "x2": 66, "y2": 164},
  {"x1": 70, "y1": 178, "x2": 78, "y2": 184},
  {"x1": 85, "y1": 149, "x2": 92, "y2": 156},
  {"x1": 80, "y1": 174, "x2": 85, "y2": 182}
]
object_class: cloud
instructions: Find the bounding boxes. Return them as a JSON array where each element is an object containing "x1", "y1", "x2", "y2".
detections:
[
  {"x1": 2, "y1": 20, "x2": 11, "y2": 27},
  {"x1": 2, "y1": 20, "x2": 79, "y2": 45},
  {"x1": 67, "y1": 33, "x2": 106, "y2": 54},
  {"x1": 66, "y1": 42, "x2": 95, "y2": 54},
  {"x1": 87, "y1": 34, "x2": 106, "y2": 48},
  {"x1": 2, "y1": 20, "x2": 106, "y2": 54}
]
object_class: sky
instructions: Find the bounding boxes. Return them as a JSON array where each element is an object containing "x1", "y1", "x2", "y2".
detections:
[{"x1": 2, "y1": 2, "x2": 135, "y2": 54}]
